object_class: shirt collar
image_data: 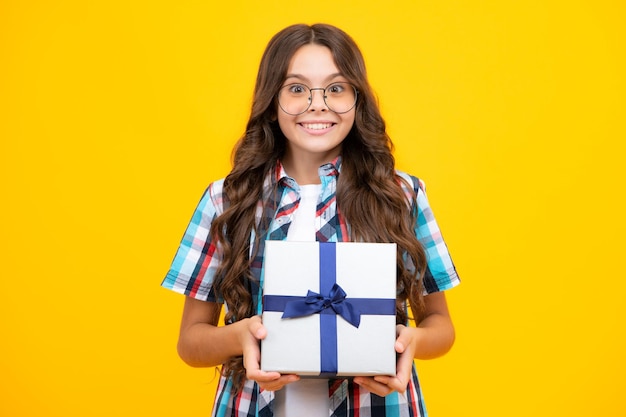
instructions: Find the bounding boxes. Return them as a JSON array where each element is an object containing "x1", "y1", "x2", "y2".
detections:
[{"x1": 319, "y1": 156, "x2": 342, "y2": 178}]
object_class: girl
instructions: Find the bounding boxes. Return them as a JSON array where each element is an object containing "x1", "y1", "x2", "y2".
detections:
[{"x1": 162, "y1": 23, "x2": 460, "y2": 417}]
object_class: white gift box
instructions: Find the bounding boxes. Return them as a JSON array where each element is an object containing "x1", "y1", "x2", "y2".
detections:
[{"x1": 261, "y1": 241, "x2": 397, "y2": 377}]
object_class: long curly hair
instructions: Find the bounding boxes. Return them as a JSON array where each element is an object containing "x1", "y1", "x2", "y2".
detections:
[{"x1": 210, "y1": 23, "x2": 428, "y2": 390}]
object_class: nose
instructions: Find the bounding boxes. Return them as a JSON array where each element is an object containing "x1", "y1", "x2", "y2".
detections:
[{"x1": 308, "y1": 88, "x2": 328, "y2": 112}]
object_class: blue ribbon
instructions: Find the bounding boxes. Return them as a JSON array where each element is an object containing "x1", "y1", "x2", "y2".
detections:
[
  {"x1": 264, "y1": 292, "x2": 395, "y2": 327},
  {"x1": 262, "y1": 242, "x2": 395, "y2": 376}
]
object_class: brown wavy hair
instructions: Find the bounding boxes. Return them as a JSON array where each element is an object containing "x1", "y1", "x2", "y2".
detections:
[{"x1": 210, "y1": 23, "x2": 427, "y2": 390}]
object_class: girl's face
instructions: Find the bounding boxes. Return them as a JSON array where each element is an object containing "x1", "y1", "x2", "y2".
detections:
[{"x1": 277, "y1": 44, "x2": 356, "y2": 168}]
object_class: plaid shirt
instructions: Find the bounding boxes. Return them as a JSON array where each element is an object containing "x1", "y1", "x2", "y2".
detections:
[{"x1": 162, "y1": 158, "x2": 460, "y2": 417}]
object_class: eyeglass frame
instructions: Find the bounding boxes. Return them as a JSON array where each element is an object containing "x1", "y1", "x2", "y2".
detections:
[{"x1": 277, "y1": 82, "x2": 359, "y2": 116}]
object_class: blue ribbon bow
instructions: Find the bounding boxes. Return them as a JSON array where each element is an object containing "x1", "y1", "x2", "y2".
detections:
[{"x1": 282, "y1": 283, "x2": 361, "y2": 327}]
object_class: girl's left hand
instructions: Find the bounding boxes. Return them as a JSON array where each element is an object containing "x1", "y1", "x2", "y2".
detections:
[{"x1": 353, "y1": 324, "x2": 418, "y2": 396}]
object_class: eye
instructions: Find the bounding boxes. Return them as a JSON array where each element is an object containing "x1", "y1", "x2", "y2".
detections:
[
  {"x1": 327, "y1": 83, "x2": 346, "y2": 94},
  {"x1": 287, "y1": 84, "x2": 308, "y2": 94}
]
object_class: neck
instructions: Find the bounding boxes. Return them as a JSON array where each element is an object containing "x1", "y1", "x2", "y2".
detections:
[
  {"x1": 281, "y1": 157, "x2": 321, "y2": 184},
  {"x1": 281, "y1": 152, "x2": 338, "y2": 185}
]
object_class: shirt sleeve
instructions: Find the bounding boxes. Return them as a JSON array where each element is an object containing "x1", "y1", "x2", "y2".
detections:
[
  {"x1": 161, "y1": 180, "x2": 225, "y2": 302},
  {"x1": 409, "y1": 176, "x2": 461, "y2": 294}
]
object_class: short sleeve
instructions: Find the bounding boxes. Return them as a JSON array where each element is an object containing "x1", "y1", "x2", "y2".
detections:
[
  {"x1": 399, "y1": 173, "x2": 460, "y2": 294},
  {"x1": 161, "y1": 180, "x2": 225, "y2": 302},
  {"x1": 415, "y1": 179, "x2": 460, "y2": 294}
]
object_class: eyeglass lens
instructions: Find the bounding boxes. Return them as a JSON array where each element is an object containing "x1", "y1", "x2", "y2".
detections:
[{"x1": 278, "y1": 82, "x2": 357, "y2": 115}]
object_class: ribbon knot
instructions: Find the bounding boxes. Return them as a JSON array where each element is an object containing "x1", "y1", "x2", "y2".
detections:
[{"x1": 282, "y1": 283, "x2": 362, "y2": 327}]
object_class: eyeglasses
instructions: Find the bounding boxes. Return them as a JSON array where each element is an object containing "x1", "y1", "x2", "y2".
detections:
[{"x1": 278, "y1": 82, "x2": 358, "y2": 115}]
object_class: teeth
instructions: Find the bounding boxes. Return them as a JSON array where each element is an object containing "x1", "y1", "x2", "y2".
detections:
[{"x1": 302, "y1": 123, "x2": 332, "y2": 130}]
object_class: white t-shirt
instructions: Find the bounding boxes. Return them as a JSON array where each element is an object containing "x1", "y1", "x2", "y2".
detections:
[{"x1": 274, "y1": 184, "x2": 330, "y2": 417}]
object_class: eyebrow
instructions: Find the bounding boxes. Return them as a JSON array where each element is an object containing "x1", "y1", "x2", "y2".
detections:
[{"x1": 283, "y1": 72, "x2": 345, "y2": 84}]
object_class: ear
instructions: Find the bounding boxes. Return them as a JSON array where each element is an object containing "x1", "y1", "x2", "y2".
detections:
[{"x1": 269, "y1": 96, "x2": 281, "y2": 121}]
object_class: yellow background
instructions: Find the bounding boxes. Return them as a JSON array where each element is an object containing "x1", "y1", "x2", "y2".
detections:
[{"x1": 1, "y1": 1, "x2": 624, "y2": 416}]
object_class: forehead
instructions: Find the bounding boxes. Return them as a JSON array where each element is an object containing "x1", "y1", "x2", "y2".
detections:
[{"x1": 286, "y1": 44, "x2": 341, "y2": 82}]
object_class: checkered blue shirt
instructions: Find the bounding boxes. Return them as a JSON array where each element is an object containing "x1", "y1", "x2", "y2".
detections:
[{"x1": 162, "y1": 158, "x2": 460, "y2": 417}]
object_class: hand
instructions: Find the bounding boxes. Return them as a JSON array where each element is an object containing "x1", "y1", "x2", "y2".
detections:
[
  {"x1": 353, "y1": 324, "x2": 418, "y2": 396},
  {"x1": 241, "y1": 315, "x2": 300, "y2": 391}
]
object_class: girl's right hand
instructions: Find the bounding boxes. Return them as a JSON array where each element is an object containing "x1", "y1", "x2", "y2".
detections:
[{"x1": 241, "y1": 315, "x2": 300, "y2": 391}]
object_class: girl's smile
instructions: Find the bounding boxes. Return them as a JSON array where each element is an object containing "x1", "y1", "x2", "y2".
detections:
[{"x1": 298, "y1": 120, "x2": 336, "y2": 135}]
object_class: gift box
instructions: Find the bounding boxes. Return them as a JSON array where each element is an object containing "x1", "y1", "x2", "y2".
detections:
[{"x1": 261, "y1": 241, "x2": 397, "y2": 377}]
